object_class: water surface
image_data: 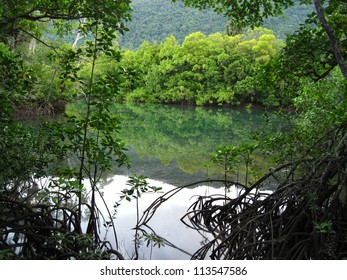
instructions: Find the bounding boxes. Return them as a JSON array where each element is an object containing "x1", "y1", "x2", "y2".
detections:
[
  {"x1": 112, "y1": 103, "x2": 277, "y2": 185},
  {"x1": 68, "y1": 103, "x2": 281, "y2": 259}
]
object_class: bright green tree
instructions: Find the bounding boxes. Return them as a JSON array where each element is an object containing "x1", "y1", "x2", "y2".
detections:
[
  {"x1": 176, "y1": 0, "x2": 347, "y2": 79},
  {"x1": 119, "y1": 28, "x2": 284, "y2": 106}
]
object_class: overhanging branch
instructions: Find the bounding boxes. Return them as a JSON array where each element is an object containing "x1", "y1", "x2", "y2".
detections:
[{"x1": 312, "y1": 0, "x2": 347, "y2": 80}]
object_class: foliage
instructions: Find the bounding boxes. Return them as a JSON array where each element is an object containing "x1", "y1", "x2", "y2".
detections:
[
  {"x1": 0, "y1": 0, "x2": 131, "y2": 45},
  {"x1": 0, "y1": 1, "x2": 316, "y2": 110},
  {"x1": 210, "y1": 142, "x2": 258, "y2": 186},
  {"x1": 176, "y1": 0, "x2": 298, "y2": 28},
  {"x1": 7, "y1": 0, "x2": 311, "y2": 50},
  {"x1": 129, "y1": 0, "x2": 347, "y2": 260},
  {"x1": 133, "y1": 69, "x2": 347, "y2": 259},
  {"x1": 118, "y1": 28, "x2": 284, "y2": 106},
  {"x1": 0, "y1": 0, "x2": 132, "y2": 114},
  {"x1": 1, "y1": 0, "x2": 347, "y2": 260},
  {"x1": 182, "y1": 87, "x2": 347, "y2": 258},
  {"x1": 0, "y1": 42, "x2": 35, "y2": 118},
  {"x1": 118, "y1": 0, "x2": 228, "y2": 49},
  {"x1": 178, "y1": 0, "x2": 347, "y2": 78},
  {"x1": 119, "y1": 175, "x2": 162, "y2": 259},
  {"x1": 185, "y1": 120, "x2": 347, "y2": 259},
  {"x1": 258, "y1": 1, "x2": 346, "y2": 105},
  {"x1": 121, "y1": 175, "x2": 162, "y2": 202},
  {"x1": 47, "y1": 21, "x2": 132, "y2": 257},
  {"x1": 119, "y1": 0, "x2": 313, "y2": 49},
  {"x1": 0, "y1": 0, "x2": 133, "y2": 260},
  {"x1": 171, "y1": 0, "x2": 347, "y2": 259}
]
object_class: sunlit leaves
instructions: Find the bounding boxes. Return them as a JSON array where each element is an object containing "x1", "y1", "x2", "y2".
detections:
[{"x1": 119, "y1": 28, "x2": 283, "y2": 106}]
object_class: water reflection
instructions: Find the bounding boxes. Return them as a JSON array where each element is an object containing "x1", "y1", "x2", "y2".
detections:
[
  {"x1": 65, "y1": 103, "x2": 282, "y2": 259},
  {"x1": 110, "y1": 103, "x2": 279, "y2": 185},
  {"x1": 96, "y1": 175, "x2": 245, "y2": 260},
  {"x1": 66, "y1": 103, "x2": 281, "y2": 185}
]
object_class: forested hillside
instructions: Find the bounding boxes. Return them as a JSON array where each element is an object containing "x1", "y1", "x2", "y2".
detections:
[
  {"x1": 118, "y1": 0, "x2": 228, "y2": 49},
  {"x1": 42, "y1": 0, "x2": 313, "y2": 49},
  {"x1": 118, "y1": 0, "x2": 313, "y2": 49}
]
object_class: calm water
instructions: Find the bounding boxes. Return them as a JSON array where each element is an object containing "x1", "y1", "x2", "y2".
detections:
[
  {"x1": 112, "y1": 103, "x2": 278, "y2": 185},
  {"x1": 67, "y1": 103, "x2": 282, "y2": 259},
  {"x1": 95, "y1": 175, "x2": 252, "y2": 260}
]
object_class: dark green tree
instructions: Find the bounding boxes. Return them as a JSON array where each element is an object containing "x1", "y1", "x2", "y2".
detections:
[
  {"x1": 0, "y1": 0, "x2": 131, "y2": 45},
  {"x1": 0, "y1": 0, "x2": 132, "y2": 260}
]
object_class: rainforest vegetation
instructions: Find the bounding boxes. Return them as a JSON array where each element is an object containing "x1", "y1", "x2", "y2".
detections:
[
  {"x1": 117, "y1": 0, "x2": 313, "y2": 49},
  {"x1": 118, "y1": 28, "x2": 286, "y2": 106},
  {"x1": 0, "y1": 0, "x2": 347, "y2": 260}
]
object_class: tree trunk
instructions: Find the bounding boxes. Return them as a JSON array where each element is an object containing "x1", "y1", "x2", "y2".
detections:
[{"x1": 312, "y1": 0, "x2": 347, "y2": 80}]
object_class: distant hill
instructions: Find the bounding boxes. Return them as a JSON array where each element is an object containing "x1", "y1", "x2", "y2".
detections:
[
  {"x1": 118, "y1": 0, "x2": 314, "y2": 49},
  {"x1": 117, "y1": 0, "x2": 228, "y2": 49}
]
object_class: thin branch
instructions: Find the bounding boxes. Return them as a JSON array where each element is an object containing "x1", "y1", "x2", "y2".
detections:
[{"x1": 18, "y1": 28, "x2": 63, "y2": 55}]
